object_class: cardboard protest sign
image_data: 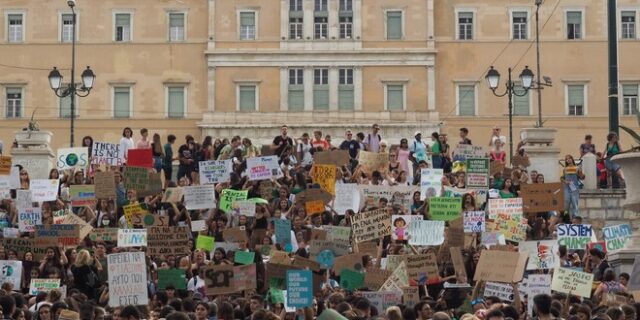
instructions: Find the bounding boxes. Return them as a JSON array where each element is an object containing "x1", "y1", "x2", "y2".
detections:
[
  {"x1": 334, "y1": 183, "x2": 360, "y2": 215},
  {"x1": 361, "y1": 291, "x2": 403, "y2": 314},
  {"x1": 292, "y1": 256, "x2": 321, "y2": 272},
  {"x1": 463, "y1": 211, "x2": 485, "y2": 233},
  {"x1": 305, "y1": 200, "x2": 325, "y2": 215},
  {"x1": 219, "y1": 189, "x2": 248, "y2": 213},
  {"x1": 117, "y1": 229, "x2": 148, "y2": 247},
  {"x1": 313, "y1": 150, "x2": 350, "y2": 166},
  {"x1": 403, "y1": 286, "x2": 420, "y2": 308},
  {"x1": 232, "y1": 200, "x2": 256, "y2": 216},
  {"x1": 157, "y1": 269, "x2": 187, "y2": 290},
  {"x1": 466, "y1": 158, "x2": 490, "y2": 188},
  {"x1": 474, "y1": 250, "x2": 528, "y2": 283},
  {"x1": 603, "y1": 224, "x2": 633, "y2": 252},
  {"x1": 183, "y1": 185, "x2": 216, "y2": 210},
  {"x1": 258, "y1": 180, "x2": 275, "y2": 200},
  {"x1": 30, "y1": 179, "x2": 60, "y2": 202},
  {"x1": 408, "y1": 220, "x2": 445, "y2": 246},
  {"x1": 309, "y1": 228, "x2": 327, "y2": 242},
  {"x1": 490, "y1": 161, "x2": 505, "y2": 176},
  {"x1": 358, "y1": 150, "x2": 389, "y2": 175},
  {"x1": 35, "y1": 224, "x2": 81, "y2": 248},
  {"x1": 391, "y1": 215, "x2": 422, "y2": 241},
  {"x1": 519, "y1": 240, "x2": 559, "y2": 270},
  {"x1": 70, "y1": 185, "x2": 96, "y2": 207},
  {"x1": 0, "y1": 260, "x2": 22, "y2": 288},
  {"x1": 380, "y1": 261, "x2": 409, "y2": 292},
  {"x1": 557, "y1": 224, "x2": 593, "y2": 250},
  {"x1": 57, "y1": 147, "x2": 89, "y2": 170},
  {"x1": 333, "y1": 253, "x2": 364, "y2": 276},
  {"x1": 162, "y1": 187, "x2": 184, "y2": 203},
  {"x1": 551, "y1": 267, "x2": 594, "y2": 298},
  {"x1": 137, "y1": 172, "x2": 163, "y2": 197},
  {"x1": 94, "y1": 171, "x2": 116, "y2": 199},
  {"x1": 340, "y1": 268, "x2": 364, "y2": 291},
  {"x1": 89, "y1": 228, "x2": 118, "y2": 242},
  {"x1": 628, "y1": 256, "x2": 640, "y2": 290},
  {"x1": 147, "y1": 226, "x2": 190, "y2": 256},
  {"x1": 356, "y1": 240, "x2": 378, "y2": 256},
  {"x1": 295, "y1": 188, "x2": 333, "y2": 205},
  {"x1": 18, "y1": 207, "x2": 41, "y2": 232},
  {"x1": 450, "y1": 247, "x2": 468, "y2": 283},
  {"x1": 124, "y1": 166, "x2": 149, "y2": 191},
  {"x1": 91, "y1": 141, "x2": 123, "y2": 166},
  {"x1": 199, "y1": 160, "x2": 232, "y2": 184},
  {"x1": 359, "y1": 185, "x2": 418, "y2": 212},
  {"x1": 127, "y1": 149, "x2": 153, "y2": 168},
  {"x1": 511, "y1": 155, "x2": 531, "y2": 168},
  {"x1": 223, "y1": 227, "x2": 249, "y2": 243},
  {"x1": 521, "y1": 183, "x2": 564, "y2": 213},
  {"x1": 204, "y1": 265, "x2": 236, "y2": 295},
  {"x1": 364, "y1": 268, "x2": 392, "y2": 290},
  {"x1": 247, "y1": 156, "x2": 283, "y2": 181},
  {"x1": 453, "y1": 144, "x2": 487, "y2": 161},
  {"x1": 3, "y1": 238, "x2": 47, "y2": 260},
  {"x1": 0, "y1": 156, "x2": 12, "y2": 175},
  {"x1": 61, "y1": 212, "x2": 93, "y2": 240},
  {"x1": 29, "y1": 278, "x2": 60, "y2": 295},
  {"x1": 405, "y1": 253, "x2": 439, "y2": 284},
  {"x1": 234, "y1": 264, "x2": 258, "y2": 292},
  {"x1": 108, "y1": 252, "x2": 149, "y2": 307},
  {"x1": 312, "y1": 164, "x2": 336, "y2": 195},
  {"x1": 325, "y1": 225, "x2": 351, "y2": 242},
  {"x1": 420, "y1": 168, "x2": 443, "y2": 200},
  {"x1": 350, "y1": 208, "x2": 391, "y2": 243},
  {"x1": 429, "y1": 197, "x2": 462, "y2": 221},
  {"x1": 287, "y1": 270, "x2": 314, "y2": 307},
  {"x1": 487, "y1": 198, "x2": 527, "y2": 242},
  {"x1": 123, "y1": 203, "x2": 148, "y2": 228},
  {"x1": 308, "y1": 239, "x2": 350, "y2": 256}
]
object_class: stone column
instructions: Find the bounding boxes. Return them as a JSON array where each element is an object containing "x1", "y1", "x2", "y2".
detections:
[
  {"x1": 11, "y1": 131, "x2": 55, "y2": 180},
  {"x1": 521, "y1": 128, "x2": 561, "y2": 182},
  {"x1": 582, "y1": 153, "x2": 597, "y2": 189}
]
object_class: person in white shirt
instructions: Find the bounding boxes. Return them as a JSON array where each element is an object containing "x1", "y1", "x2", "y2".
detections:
[
  {"x1": 119, "y1": 127, "x2": 135, "y2": 164},
  {"x1": 488, "y1": 126, "x2": 507, "y2": 151},
  {"x1": 296, "y1": 133, "x2": 313, "y2": 166},
  {"x1": 364, "y1": 124, "x2": 382, "y2": 152}
]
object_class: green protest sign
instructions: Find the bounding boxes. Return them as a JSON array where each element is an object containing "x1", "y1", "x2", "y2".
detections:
[
  {"x1": 339, "y1": 268, "x2": 364, "y2": 291},
  {"x1": 429, "y1": 197, "x2": 462, "y2": 221},
  {"x1": 234, "y1": 251, "x2": 256, "y2": 265},
  {"x1": 269, "y1": 288, "x2": 285, "y2": 304},
  {"x1": 196, "y1": 235, "x2": 215, "y2": 252},
  {"x1": 465, "y1": 158, "x2": 489, "y2": 188},
  {"x1": 157, "y1": 269, "x2": 187, "y2": 290},
  {"x1": 219, "y1": 189, "x2": 249, "y2": 213}
]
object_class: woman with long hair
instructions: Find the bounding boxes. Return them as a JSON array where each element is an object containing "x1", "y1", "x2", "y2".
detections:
[
  {"x1": 71, "y1": 249, "x2": 102, "y2": 300},
  {"x1": 151, "y1": 133, "x2": 165, "y2": 173},
  {"x1": 559, "y1": 154, "x2": 584, "y2": 219},
  {"x1": 19, "y1": 168, "x2": 30, "y2": 189},
  {"x1": 81, "y1": 136, "x2": 94, "y2": 158},
  {"x1": 604, "y1": 132, "x2": 625, "y2": 188},
  {"x1": 119, "y1": 127, "x2": 134, "y2": 164}
]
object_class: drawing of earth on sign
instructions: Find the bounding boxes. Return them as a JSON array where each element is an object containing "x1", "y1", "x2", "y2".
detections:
[
  {"x1": 1, "y1": 265, "x2": 14, "y2": 277},
  {"x1": 65, "y1": 153, "x2": 80, "y2": 166}
]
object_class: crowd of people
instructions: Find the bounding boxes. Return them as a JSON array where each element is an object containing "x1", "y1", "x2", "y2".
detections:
[{"x1": 0, "y1": 123, "x2": 636, "y2": 320}]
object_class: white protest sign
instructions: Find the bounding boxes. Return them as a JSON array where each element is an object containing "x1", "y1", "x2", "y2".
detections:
[
  {"x1": 91, "y1": 142, "x2": 123, "y2": 166},
  {"x1": 484, "y1": 282, "x2": 518, "y2": 302},
  {"x1": 183, "y1": 185, "x2": 216, "y2": 210},
  {"x1": 57, "y1": 147, "x2": 89, "y2": 170},
  {"x1": 108, "y1": 252, "x2": 149, "y2": 307},
  {"x1": 16, "y1": 189, "x2": 32, "y2": 210},
  {"x1": 359, "y1": 185, "x2": 419, "y2": 213},
  {"x1": 334, "y1": 183, "x2": 360, "y2": 215},
  {"x1": 361, "y1": 291, "x2": 403, "y2": 312},
  {"x1": 519, "y1": 240, "x2": 559, "y2": 270},
  {"x1": 199, "y1": 160, "x2": 233, "y2": 184},
  {"x1": 408, "y1": 220, "x2": 445, "y2": 246},
  {"x1": 18, "y1": 207, "x2": 42, "y2": 232},
  {"x1": 0, "y1": 179, "x2": 11, "y2": 199},
  {"x1": 453, "y1": 144, "x2": 487, "y2": 161},
  {"x1": 463, "y1": 211, "x2": 485, "y2": 233},
  {"x1": 29, "y1": 278, "x2": 60, "y2": 295},
  {"x1": 233, "y1": 200, "x2": 256, "y2": 217},
  {"x1": 191, "y1": 220, "x2": 207, "y2": 232},
  {"x1": 0, "y1": 260, "x2": 22, "y2": 288},
  {"x1": 420, "y1": 168, "x2": 443, "y2": 200},
  {"x1": 247, "y1": 156, "x2": 283, "y2": 181},
  {"x1": 523, "y1": 274, "x2": 552, "y2": 316},
  {"x1": 30, "y1": 179, "x2": 60, "y2": 202},
  {"x1": 117, "y1": 229, "x2": 148, "y2": 247},
  {"x1": 2, "y1": 228, "x2": 20, "y2": 238},
  {"x1": 551, "y1": 267, "x2": 594, "y2": 298}
]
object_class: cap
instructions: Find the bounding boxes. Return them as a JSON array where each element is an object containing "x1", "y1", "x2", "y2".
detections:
[{"x1": 414, "y1": 131, "x2": 422, "y2": 136}]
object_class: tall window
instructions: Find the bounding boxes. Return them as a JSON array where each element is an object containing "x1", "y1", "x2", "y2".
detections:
[
  {"x1": 314, "y1": 0, "x2": 328, "y2": 40},
  {"x1": 290, "y1": 0, "x2": 303, "y2": 11},
  {"x1": 239, "y1": 85, "x2": 257, "y2": 111},
  {"x1": 5, "y1": 87, "x2": 22, "y2": 118},
  {"x1": 513, "y1": 84, "x2": 530, "y2": 116},
  {"x1": 313, "y1": 69, "x2": 329, "y2": 110},
  {"x1": 386, "y1": 85, "x2": 404, "y2": 111},
  {"x1": 169, "y1": 13, "x2": 185, "y2": 41},
  {"x1": 386, "y1": 11, "x2": 403, "y2": 39},
  {"x1": 339, "y1": 0, "x2": 353, "y2": 39},
  {"x1": 457, "y1": 85, "x2": 475, "y2": 116},
  {"x1": 458, "y1": 12, "x2": 473, "y2": 40},
  {"x1": 566, "y1": 11, "x2": 582, "y2": 40},
  {"x1": 60, "y1": 91, "x2": 77, "y2": 118},
  {"x1": 115, "y1": 13, "x2": 131, "y2": 42},
  {"x1": 289, "y1": 0, "x2": 303, "y2": 39},
  {"x1": 622, "y1": 84, "x2": 639, "y2": 115},
  {"x1": 7, "y1": 13, "x2": 24, "y2": 43},
  {"x1": 61, "y1": 14, "x2": 74, "y2": 43},
  {"x1": 512, "y1": 11, "x2": 528, "y2": 40},
  {"x1": 113, "y1": 87, "x2": 131, "y2": 118},
  {"x1": 167, "y1": 86, "x2": 185, "y2": 118},
  {"x1": 567, "y1": 85, "x2": 585, "y2": 116},
  {"x1": 622, "y1": 11, "x2": 636, "y2": 39},
  {"x1": 314, "y1": 0, "x2": 327, "y2": 11},
  {"x1": 239, "y1": 12, "x2": 256, "y2": 40},
  {"x1": 288, "y1": 69, "x2": 304, "y2": 111},
  {"x1": 338, "y1": 69, "x2": 354, "y2": 110}
]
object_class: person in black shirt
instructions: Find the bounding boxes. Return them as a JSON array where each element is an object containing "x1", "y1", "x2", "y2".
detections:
[
  {"x1": 177, "y1": 135, "x2": 196, "y2": 181},
  {"x1": 459, "y1": 127, "x2": 472, "y2": 145},
  {"x1": 339, "y1": 129, "x2": 360, "y2": 159},
  {"x1": 272, "y1": 124, "x2": 294, "y2": 159}
]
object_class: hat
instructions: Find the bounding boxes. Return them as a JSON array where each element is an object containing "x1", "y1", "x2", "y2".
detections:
[{"x1": 414, "y1": 131, "x2": 422, "y2": 136}]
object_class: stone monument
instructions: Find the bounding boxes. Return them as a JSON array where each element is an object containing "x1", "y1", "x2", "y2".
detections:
[
  {"x1": 520, "y1": 128, "x2": 561, "y2": 182},
  {"x1": 11, "y1": 118, "x2": 55, "y2": 180}
]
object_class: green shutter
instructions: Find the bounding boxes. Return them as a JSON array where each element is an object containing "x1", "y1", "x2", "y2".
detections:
[
  {"x1": 239, "y1": 86, "x2": 256, "y2": 111},
  {"x1": 459, "y1": 12, "x2": 473, "y2": 20},
  {"x1": 240, "y1": 12, "x2": 255, "y2": 27},
  {"x1": 170, "y1": 13, "x2": 184, "y2": 27},
  {"x1": 338, "y1": 86, "x2": 354, "y2": 110},
  {"x1": 60, "y1": 95, "x2": 75, "y2": 118},
  {"x1": 387, "y1": 11, "x2": 402, "y2": 39},
  {"x1": 567, "y1": 11, "x2": 581, "y2": 24},
  {"x1": 313, "y1": 87, "x2": 329, "y2": 110},
  {"x1": 168, "y1": 87, "x2": 185, "y2": 118},
  {"x1": 115, "y1": 13, "x2": 130, "y2": 26},
  {"x1": 513, "y1": 85, "x2": 530, "y2": 116},
  {"x1": 623, "y1": 84, "x2": 639, "y2": 96},
  {"x1": 458, "y1": 85, "x2": 475, "y2": 116},
  {"x1": 113, "y1": 87, "x2": 130, "y2": 118},
  {"x1": 288, "y1": 86, "x2": 304, "y2": 111},
  {"x1": 387, "y1": 85, "x2": 403, "y2": 110},
  {"x1": 568, "y1": 85, "x2": 584, "y2": 105}
]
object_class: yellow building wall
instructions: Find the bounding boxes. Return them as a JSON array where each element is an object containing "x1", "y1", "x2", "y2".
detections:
[
  {"x1": 214, "y1": 67, "x2": 281, "y2": 112},
  {"x1": 361, "y1": 0, "x2": 430, "y2": 48},
  {"x1": 362, "y1": 66, "x2": 428, "y2": 112}
]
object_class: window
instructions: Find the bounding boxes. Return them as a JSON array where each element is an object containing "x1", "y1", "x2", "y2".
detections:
[
  {"x1": 314, "y1": 17, "x2": 328, "y2": 39},
  {"x1": 567, "y1": 85, "x2": 585, "y2": 116},
  {"x1": 167, "y1": 86, "x2": 185, "y2": 118},
  {"x1": 338, "y1": 69, "x2": 354, "y2": 110},
  {"x1": 239, "y1": 12, "x2": 256, "y2": 40},
  {"x1": 113, "y1": 87, "x2": 131, "y2": 118},
  {"x1": 622, "y1": 11, "x2": 636, "y2": 39},
  {"x1": 290, "y1": 0, "x2": 303, "y2": 12},
  {"x1": 315, "y1": 0, "x2": 327, "y2": 12},
  {"x1": 512, "y1": 11, "x2": 528, "y2": 40},
  {"x1": 340, "y1": 0, "x2": 352, "y2": 11},
  {"x1": 386, "y1": 84, "x2": 404, "y2": 111},
  {"x1": 457, "y1": 85, "x2": 475, "y2": 116},
  {"x1": 288, "y1": 69, "x2": 304, "y2": 111},
  {"x1": 457, "y1": 11, "x2": 473, "y2": 40},
  {"x1": 238, "y1": 85, "x2": 257, "y2": 111},
  {"x1": 513, "y1": 84, "x2": 530, "y2": 116},
  {"x1": 339, "y1": 17, "x2": 353, "y2": 39},
  {"x1": 622, "y1": 84, "x2": 639, "y2": 115},
  {"x1": 313, "y1": 69, "x2": 329, "y2": 110},
  {"x1": 61, "y1": 14, "x2": 74, "y2": 43},
  {"x1": 114, "y1": 13, "x2": 131, "y2": 42},
  {"x1": 7, "y1": 13, "x2": 24, "y2": 43},
  {"x1": 386, "y1": 11, "x2": 403, "y2": 40},
  {"x1": 290, "y1": 18, "x2": 303, "y2": 39},
  {"x1": 59, "y1": 91, "x2": 77, "y2": 118},
  {"x1": 169, "y1": 13, "x2": 185, "y2": 41},
  {"x1": 5, "y1": 87, "x2": 22, "y2": 118},
  {"x1": 566, "y1": 11, "x2": 582, "y2": 40}
]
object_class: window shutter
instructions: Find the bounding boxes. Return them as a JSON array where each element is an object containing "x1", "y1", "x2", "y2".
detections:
[
  {"x1": 459, "y1": 12, "x2": 473, "y2": 20},
  {"x1": 387, "y1": 85, "x2": 403, "y2": 110},
  {"x1": 513, "y1": 12, "x2": 527, "y2": 20},
  {"x1": 513, "y1": 86, "x2": 530, "y2": 115},
  {"x1": 568, "y1": 85, "x2": 584, "y2": 105},
  {"x1": 458, "y1": 85, "x2": 475, "y2": 116},
  {"x1": 239, "y1": 86, "x2": 256, "y2": 111},
  {"x1": 313, "y1": 88, "x2": 329, "y2": 110},
  {"x1": 567, "y1": 11, "x2": 581, "y2": 24},
  {"x1": 60, "y1": 94, "x2": 75, "y2": 118},
  {"x1": 114, "y1": 87, "x2": 130, "y2": 118},
  {"x1": 170, "y1": 13, "x2": 184, "y2": 27},
  {"x1": 387, "y1": 12, "x2": 402, "y2": 39},
  {"x1": 623, "y1": 84, "x2": 639, "y2": 96},
  {"x1": 168, "y1": 87, "x2": 185, "y2": 118},
  {"x1": 240, "y1": 12, "x2": 255, "y2": 26},
  {"x1": 338, "y1": 86, "x2": 354, "y2": 110},
  {"x1": 288, "y1": 88, "x2": 304, "y2": 111},
  {"x1": 116, "y1": 14, "x2": 130, "y2": 26}
]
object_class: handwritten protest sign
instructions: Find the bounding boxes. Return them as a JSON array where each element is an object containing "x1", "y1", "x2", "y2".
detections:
[
  {"x1": 162, "y1": 187, "x2": 184, "y2": 203},
  {"x1": 488, "y1": 198, "x2": 523, "y2": 218},
  {"x1": 313, "y1": 150, "x2": 350, "y2": 166},
  {"x1": 603, "y1": 224, "x2": 633, "y2": 252},
  {"x1": 219, "y1": 189, "x2": 248, "y2": 213},
  {"x1": 463, "y1": 211, "x2": 485, "y2": 233},
  {"x1": 70, "y1": 185, "x2": 95, "y2": 207},
  {"x1": 380, "y1": 261, "x2": 409, "y2": 292},
  {"x1": 512, "y1": 155, "x2": 531, "y2": 168},
  {"x1": 0, "y1": 260, "x2": 22, "y2": 288},
  {"x1": 18, "y1": 207, "x2": 41, "y2": 232},
  {"x1": 223, "y1": 227, "x2": 249, "y2": 243},
  {"x1": 117, "y1": 229, "x2": 147, "y2": 247},
  {"x1": 364, "y1": 268, "x2": 392, "y2": 290},
  {"x1": 147, "y1": 226, "x2": 190, "y2": 256},
  {"x1": 408, "y1": 220, "x2": 444, "y2": 246},
  {"x1": 127, "y1": 149, "x2": 153, "y2": 168},
  {"x1": 61, "y1": 212, "x2": 93, "y2": 240},
  {"x1": 429, "y1": 197, "x2": 462, "y2": 221},
  {"x1": 30, "y1": 179, "x2": 60, "y2": 202},
  {"x1": 94, "y1": 171, "x2": 116, "y2": 199},
  {"x1": 0, "y1": 179, "x2": 11, "y2": 200},
  {"x1": 137, "y1": 172, "x2": 162, "y2": 197},
  {"x1": 123, "y1": 203, "x2": 147, "y2": 228},
  {"x1": 183, "y1": 185, "x2": 216, "y2": 210},
  {"x1": 287, "y1": 270, "x2": 314, "y2": 307},
  {"x1": 474, "y1": 250, "x2": 528, "y2": 283},
  {"x1": 30, "y1": 278, "x2": 60, "y2": 295},
  {"x1": 232, "y1": 200, "x2": 256, "y2": 217},
  {"x1": 362, "y1": 291, "x2": 403, "y2": 313},
  {"x1": 358, "y1": 151, "x2": 389, "y2": 175},
  {"x1": 305, "y1": 200, "x2": 325, "y2": 215},
  {"x1": 523, "y1": 274, "x2": 552, "y2": 315},
  {"x1": 90, "y1": 228, "x2": 118, "y2": 242},
  {"x1": 404, "y1": 253, "x2": 439, "y2": 284},
  {"x1": 325, "y1": 225, "x2": 351, "y2": 243},
  {"x1": 551, "y1": 267, "x2": 594, "y2": 298},
  {"x1": 57, "y1": 147, "x2": 89, "y2": 170},
  {"x1": 487, "y1": 198, "x2": 527, "y2": 242},
  {"x1": 35, "y1": 224, "x2": 80, "y2": 248},
  {"x1": 234, "y1": 264, "x2": 258, "y2": 292},
  {"x1": 359, "y1": 185, "x2": 418, "y2": 212},
  {"x1": 16, "y1": 190, "x2": 32, "y2": 209},
  {"x1": 521, "y1": 183, "x2": 564, "y2": 213},
  {"x1": 312, "y1": 164, "x2": 336, "y2": 195},
  {"x1": 334, "y1": 183, "x2": 360, "y2": 215},
  {"x1": 453, "y1": 144, "x2": 487, "y2": 161},
  {"x1": 466, "y1": 158, "x2": 490, "y2": 188},
  {"x1": 91, "y1": 141, "x2": 123, "y2": 166},
  {"x1": 204, "y1": 265, "x2": 236, "y2": 295},
  {"x1": 350, "y1": 208, "x2": 391, "y2": 243},
  {"x1": 295, "y1": 188, "x2": 333, "y2": 205},
  {"x1": 420, "y1": 168, "x2": 443, "y2": 200},
  {"x1": 519, "y1": 240, "x2": 559, "y2": 270},
  {"x1": 0, "y1": 156, "x2": 12, "y2": 175},
  {"x1": 108, "y1": 252, "x2": 149, "y2": 307},
  {"x1": 3, "y1": 238, "x2": 47, "y2": 260},
  {"x1": 340, "y1": 268, "x2": 364, "y2": 291},
  {"x1": 490, "y1": 161, "x2": 505, "y2": 176},
  {"x1": 391, "y1": 215, "x2": 422, "y2": 241},
  {"x1": 124, "y1": 166, "x2": 149, "y2": 191},
  {"x1": 247, "y1": 156, "x2": 283, "y2": 181},
  {"x1": 199, "y1": 160, "x2": 232, "y2": 184},
  {"x1": 557, "y1": 224, "x2": 593, "y2": 250}
]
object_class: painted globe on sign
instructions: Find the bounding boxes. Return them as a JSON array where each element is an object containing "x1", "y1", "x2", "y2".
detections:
[
  {"x1": 65, "y1": 153, "x2": 79, "y2": 166},
  {"x1": 1, "y1": 265, "x2": 13, "y2": 277}
]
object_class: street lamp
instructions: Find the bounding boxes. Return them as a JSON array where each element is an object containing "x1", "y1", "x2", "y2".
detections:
[
  {"x1": 48, "y1": 0, "x2": 96, "y2": 147},
  {"x1": 485, "y1": 66, "x2": 534, "y2": 163}
]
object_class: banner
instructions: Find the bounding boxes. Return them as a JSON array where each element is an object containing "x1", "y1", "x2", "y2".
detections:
[
  {"x1": 287, "y1": 270, "x2": 313, "y2": 308},
  {"x1": 127, "y1": 149, "x2": 153, "y2": 168},
  {"x1": 94, "y1": 171, "x2": 116, "y2": 199},
  {"x1": 247, "y1": 156, "x2": 283, "y2": 181},
  {"x1": 18, "y1": 207, "x2": 41, "y2": 232},
  {"x1": 391, "y1": 215, "x2": 422, "y2": 241},
  {"x1": 70, "y1": 185, "x2": 96, "y2": 207},
  {"x1": 551, "y1": 267, "x2": 594, "y2": 298},
  {"x1": 30, "y1": 179, "x2": 60, "y2": 202},
  {"x1": 30, "y1": 278, "x2": 60, "y2": 295},
  {"x1": 57, "y1": 147, "x2": 89, "y2": 170},
  {"x1": 147, "y1": 226, "x2": 190, "y2": 256},
  {"x1": 407, "y1": 220, "x2": 445, "y2": 246},
  {"x1": 334, "y1": 183, "x2": 360, "y2": 215},
  {"x1": 108, "y1": 252, "x2": 149, "y2": 307},
  {"x1": 420, "y1": 168, "x2": 443, "y2": 200},
  {"x1": 350, "y1": 208, "x2": 391, "y2": 243},
  {"x1": 0, "y1": 260, "x2": 22, "y2": 288},
  {"x1": 453, "y1": 144, "x2": 487, "y2": 161},
  {"x1": 603, "y1": 224, "x2": 633, "y2": 252},
  {"x1": 219, "y1": 189, "x2": 248, "y2": 213},
  {"x1": 463, "y1": 211, "x2": 485, "y2": 233},
  {"x1": 429, "y1": 197, "x2": 462, "y2": 221},
  {"x1": 521, "y1": 183, "x2": 564, "y2": 213},
  {"x1": 184, "y1": 185, "x2": 216, "y2": 210},
  {"x1": 91, "y1": 141, "x2": 123, "y2": 166},
  {"x1": 465, "y1": 158, "x2": 490, "y2": 188},
  {"x1": 359, "y1": 185, "x2": 418, "y2": 213},
  {"x1": 519, "y1": 240, "x2": 559, "y2": 270},
  {"x1": 35, "y1": 224, "x2": 81, "y2": 248},
  {"x1": 474, "y1": 250, "x2": 528, "y2": 283},
  {"x1": 557, "y1": 224, "x2": 593, "y2": 250},
  {"x1": 312, "y1": 164, "x2": 336, "y2": 195},
  {"x1": 358, "y1": 151, "x2": 389, "y2": 175},
  {"x1": 117, "y1": 229, "x2": 148, "y2": 247},
  {"x1": 199, "y1": 160, "x2": 233, "y2": 184}
]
